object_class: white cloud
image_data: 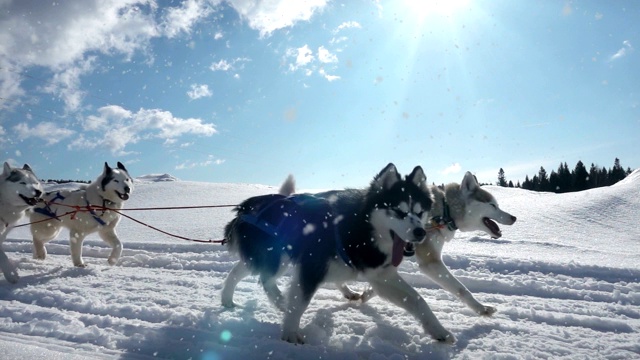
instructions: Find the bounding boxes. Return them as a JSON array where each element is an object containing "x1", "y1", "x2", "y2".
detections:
[
  {"x1": 0, "y1": 0, "x2": 159, "y2": 107},
  {"x1": 13, "y1": 121, "x2": 75, "y2": 145},
  {"x1": 286, "y1": 45, "x2": 341, "y2": 81},
  {"x1": 175, "y1": 156, "x2": 225, "y2": 169},
  {"x1": 335, "y1": 21, "x2": 361, "y2": 33},
  {"x1": 1, "y1": 0, "x2": 328, "y2": 113},
  {"x1": 319, "y1": 68, "x2": 340, "y2": 82},
  {"x1": 210, "y1": 57, "x2": 251, "y2": 72},
  {"x1": 162, "y1": 0, "x2": 217, "y2": 38},
  {"x1": 609, "y1": 40, "x2": 633, "y2": 61},
  {"x1": 295, "y1": 45, "x2": 314, "y2": 68},
  {"x1": 441, "y1": 163, "x2": 462, "y2": 175},
  {"x1": 211, "y1": 59, "x2": 233, "y2": 71},
  {"x1": 39, "y1": 56, "x2": 96, "y2": 112},
  {"x1": 317, "y1": 46, "x2": 337, "y2": 63},
  {"x1": 226, "y1": 0, "x2": 328, "y2": 37},
  {"x1": 70, "y1": 105, "x2": 217, "y2": 154},
  {"x1": 187, "y1": 83, "x2": 213, "y2": 100}
]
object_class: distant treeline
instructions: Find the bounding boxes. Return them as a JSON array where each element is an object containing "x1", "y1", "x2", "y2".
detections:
[
  {"x1": 497, "y1": 158, "x2": 634, "y2": 193},
  {"x1": 44, "y1": 179, "x2": 90, "y2": 184}
]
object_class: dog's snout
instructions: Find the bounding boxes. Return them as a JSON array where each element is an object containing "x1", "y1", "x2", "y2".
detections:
[
  {"x1": 413, "y1": 227, "x2": 426, "y2": 241},
  {"x1": 511, "y1": 215, "x2": 517, "y2": 223},
  {"x1": 124, "y1": 186, "x2": 131, "y2": 194}
]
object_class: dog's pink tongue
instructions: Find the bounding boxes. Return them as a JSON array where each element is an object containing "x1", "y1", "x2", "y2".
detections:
[{"x1": 392, "y1": 234, "x2": 405, "y2": 267}]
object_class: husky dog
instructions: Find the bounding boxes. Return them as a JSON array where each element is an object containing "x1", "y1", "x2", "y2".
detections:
[
  {"x1": 29, "y1": 162, "x2": 133, "y2": 267},
  {"x1": 0, "y1": 162, "x2": 43, "y2": 283},
  {"x1": 351, "y1": 171, "x2": 517, "y2": 315},
  {"x1": 222, "y1": 164, "x2": 457, "y2": 344}
]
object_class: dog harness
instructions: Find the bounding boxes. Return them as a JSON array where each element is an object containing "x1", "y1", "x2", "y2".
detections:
[
  {"x1": 34, "y1": 191, "x2": 107, "y2": 226},
  {"x1": 237, "y1": 194, "x2": 354, "y2": 268},
  {"x1": 33, "y1": 192, "x2": 66, "y2": 221},
  {"x1": 430, "y1": 198, "x2": 458, "y2": 231}
]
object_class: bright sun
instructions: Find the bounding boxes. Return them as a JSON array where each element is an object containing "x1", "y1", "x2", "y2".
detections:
[{"x1": 402, "y1": 0, "x2": 470, "y2": 18}]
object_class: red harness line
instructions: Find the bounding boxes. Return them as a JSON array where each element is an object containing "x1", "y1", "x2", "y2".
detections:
[
  {"x1": 17, "y1": 201, "x2": 446, "y2": 244},
  {"x1": 16, "y1": 202, "x2": 237, "y2": 244}
]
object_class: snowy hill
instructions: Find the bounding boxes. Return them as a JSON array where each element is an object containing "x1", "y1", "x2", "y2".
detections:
[
  {"x1": 136, "y1": 174, "x2": 180, "y2": 183},
  {"x1": 1, "y1": 174, "x2": 639, "y2": 359}
]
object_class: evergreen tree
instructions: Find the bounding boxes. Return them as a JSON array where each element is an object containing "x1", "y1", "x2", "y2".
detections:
[
  {"x1": 572, "y1": 160, "x2": 589, "y2": 191},
  {"x1": 532, "y1": 174, "x2": 540, "y2": 191},
  {"x1": 610, "y1": 158, "x2": 626, "y2": 184},
  {"x1": 599, "y1": 166, "x2": 609, "y2": 187},
  {"x1": 549, "y1": 170, "x2": 560, "y2": 192},
  {"x1": 554, "y1": 162, "x2": 571, "y2": 193},
  {"x1": 522, "y1": 175, "x2": 531, "y2": 190},
  {"x1": 538, "y1": 166, "x2": 549, "y2": 192},
  {"x1": 589, "y1": 163, "x2": 599, "y2": 188},
  {"x1": 508, "y1": 180, "x2": 514, "y2": 188},
  {"x1": 498, "y1": 168, "x2": 508, "y2": 187}
]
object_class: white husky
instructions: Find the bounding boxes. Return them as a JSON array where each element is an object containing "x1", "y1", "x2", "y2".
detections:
[
  {"x1": 357, "y1": 171, "x2": 517, "y2": 315},
  {"x1": 0, "y1": 162, "x2": 43, "y2": 283},
  {"x1": 29, "y1": 162, "x2": 133, "y2": 267}
]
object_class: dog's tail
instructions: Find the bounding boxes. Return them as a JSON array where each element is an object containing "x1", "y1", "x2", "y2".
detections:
[
  {"x1": 278, "y1": 174, "x2": 295, "y2": 196},
  {"x1": 224, "y1": 174, "x2": 294, "y2": 250}
]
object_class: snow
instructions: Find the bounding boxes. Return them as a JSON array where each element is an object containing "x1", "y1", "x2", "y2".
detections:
[{"x1": 2, "y1": 171, "x2": 640, "y2": 359}]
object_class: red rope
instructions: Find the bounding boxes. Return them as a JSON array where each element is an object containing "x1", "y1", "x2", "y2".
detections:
[
  {"x1": 111, "y1": 209, "x2": 222, "y2": 243},
  {"x1": 16, "y1": 201, "x2": 235, "y2": 244}
]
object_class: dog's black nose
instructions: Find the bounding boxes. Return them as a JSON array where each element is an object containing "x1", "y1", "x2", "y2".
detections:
[
  {"x1": 34, "y1": 189, "x2": 42, "y2": 198},
  {"x1": 124, "y1": 186, "x2": 130, "y2": 194},
  {"x1": 511, "y1": 215, "x2": 517, "y2": 222},
  {"x1": 413, "y1": 227, "x2": 426, "y2": 240}
]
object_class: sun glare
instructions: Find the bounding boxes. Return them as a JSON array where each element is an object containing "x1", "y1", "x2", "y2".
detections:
[{"x1": 402, "y1": 0, "x2": 470, "y2": 18}]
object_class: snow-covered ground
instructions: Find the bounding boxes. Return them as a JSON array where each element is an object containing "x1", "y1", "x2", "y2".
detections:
[{"x1": 2, "y1": 170, "x2": 639, "y2": 359}]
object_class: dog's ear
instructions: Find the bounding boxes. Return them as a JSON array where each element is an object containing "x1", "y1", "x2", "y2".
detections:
[
  {"x1": 278, "y1": 174, "x2": 296, "y2": 196},
  {"x1": 103, "y1": 162, "x2": 112, "y2": 175},
  {"x1": 2, "y1": 162, "x2": 11, "y2": 176},
  {"x1": 461, "y1": 171, "x2": 479, "y2": 194},
  {"x1": 407, "y1": 166, "x2": 427, "y2": 188},
  {"x1": 117, "y1": 161, "x2": 128, "y2": 173},
  {"x1": 373, "y1": 163, "x2": 401, "y2": 190},
  {"x1": 22, "y1": 164, "x2": 34, "y2": 174}
]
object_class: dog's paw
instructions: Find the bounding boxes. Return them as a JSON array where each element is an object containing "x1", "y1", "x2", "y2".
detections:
[
  {"x1": 281, "y1": 331, "x2": 305, "y2": 344},
  {"x1": 221, "y1": 298, "x2": 237, "y2": 308},
  {"x1": 433, "y1": 330, "x2": 456, "y2": 345},
  {"x1": 479, "y1": 305, "x2": 497, "y2": 316},
  {"x1": 74, "y1": 263, "x2": 87, "y2": 268},
  {"x1": 4, "y1": 269, "x2": 19, "y2": 284},
  {"x1": 107, "y1": 256, "x2": 119, "y2": 266},
  {"x1": 343, "y1": 292, "x2": 361, "y2": 301},
  {"x1": 360, "y1": 288, "x2": 376, "y2": 303}
]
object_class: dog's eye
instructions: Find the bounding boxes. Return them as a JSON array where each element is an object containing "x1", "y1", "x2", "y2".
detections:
[
  {"x1": 392, "y1": 208, "x2": 409, "y2": 218},
  {"x1": 491, "y1": 204, "x2": 497, "y2": 209}
]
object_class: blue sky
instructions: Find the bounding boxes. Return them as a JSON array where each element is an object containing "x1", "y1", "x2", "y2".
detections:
[{"x1": 1, "y1": 0, "x2": 638, "y2": 189}]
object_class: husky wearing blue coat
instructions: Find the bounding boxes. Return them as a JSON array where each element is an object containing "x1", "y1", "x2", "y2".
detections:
[{"x1": 221, "y1": 163, "x2": 456, "y2": 344}]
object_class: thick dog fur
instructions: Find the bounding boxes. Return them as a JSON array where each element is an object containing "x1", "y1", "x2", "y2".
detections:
[
  {"x1": 0, "y1": 162, "x2": 44, "y2": 283},
  {"x1": 351, "y1": 171, "x2": 517, "y2": 314},
  {"x1": 222, "y1": 163, "x2": 457, "y2": 344},
  {"x1": 29, "y1": 162, "x2": 133, "y2": 267}
]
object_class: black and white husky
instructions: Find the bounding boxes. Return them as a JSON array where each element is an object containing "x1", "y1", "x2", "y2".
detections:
[
  {"x1": 29, "y1": 162, "x2": 133, "y2": 267},
  {"x1": 352, "y1": 171, "x2": 517, "y2": 315},
  {"x1": 222, "y1": 163, "x2": 456, "y2": 344},
  {"x1": 0, "y1": 162, "x2": 43, "y2": 283}
]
